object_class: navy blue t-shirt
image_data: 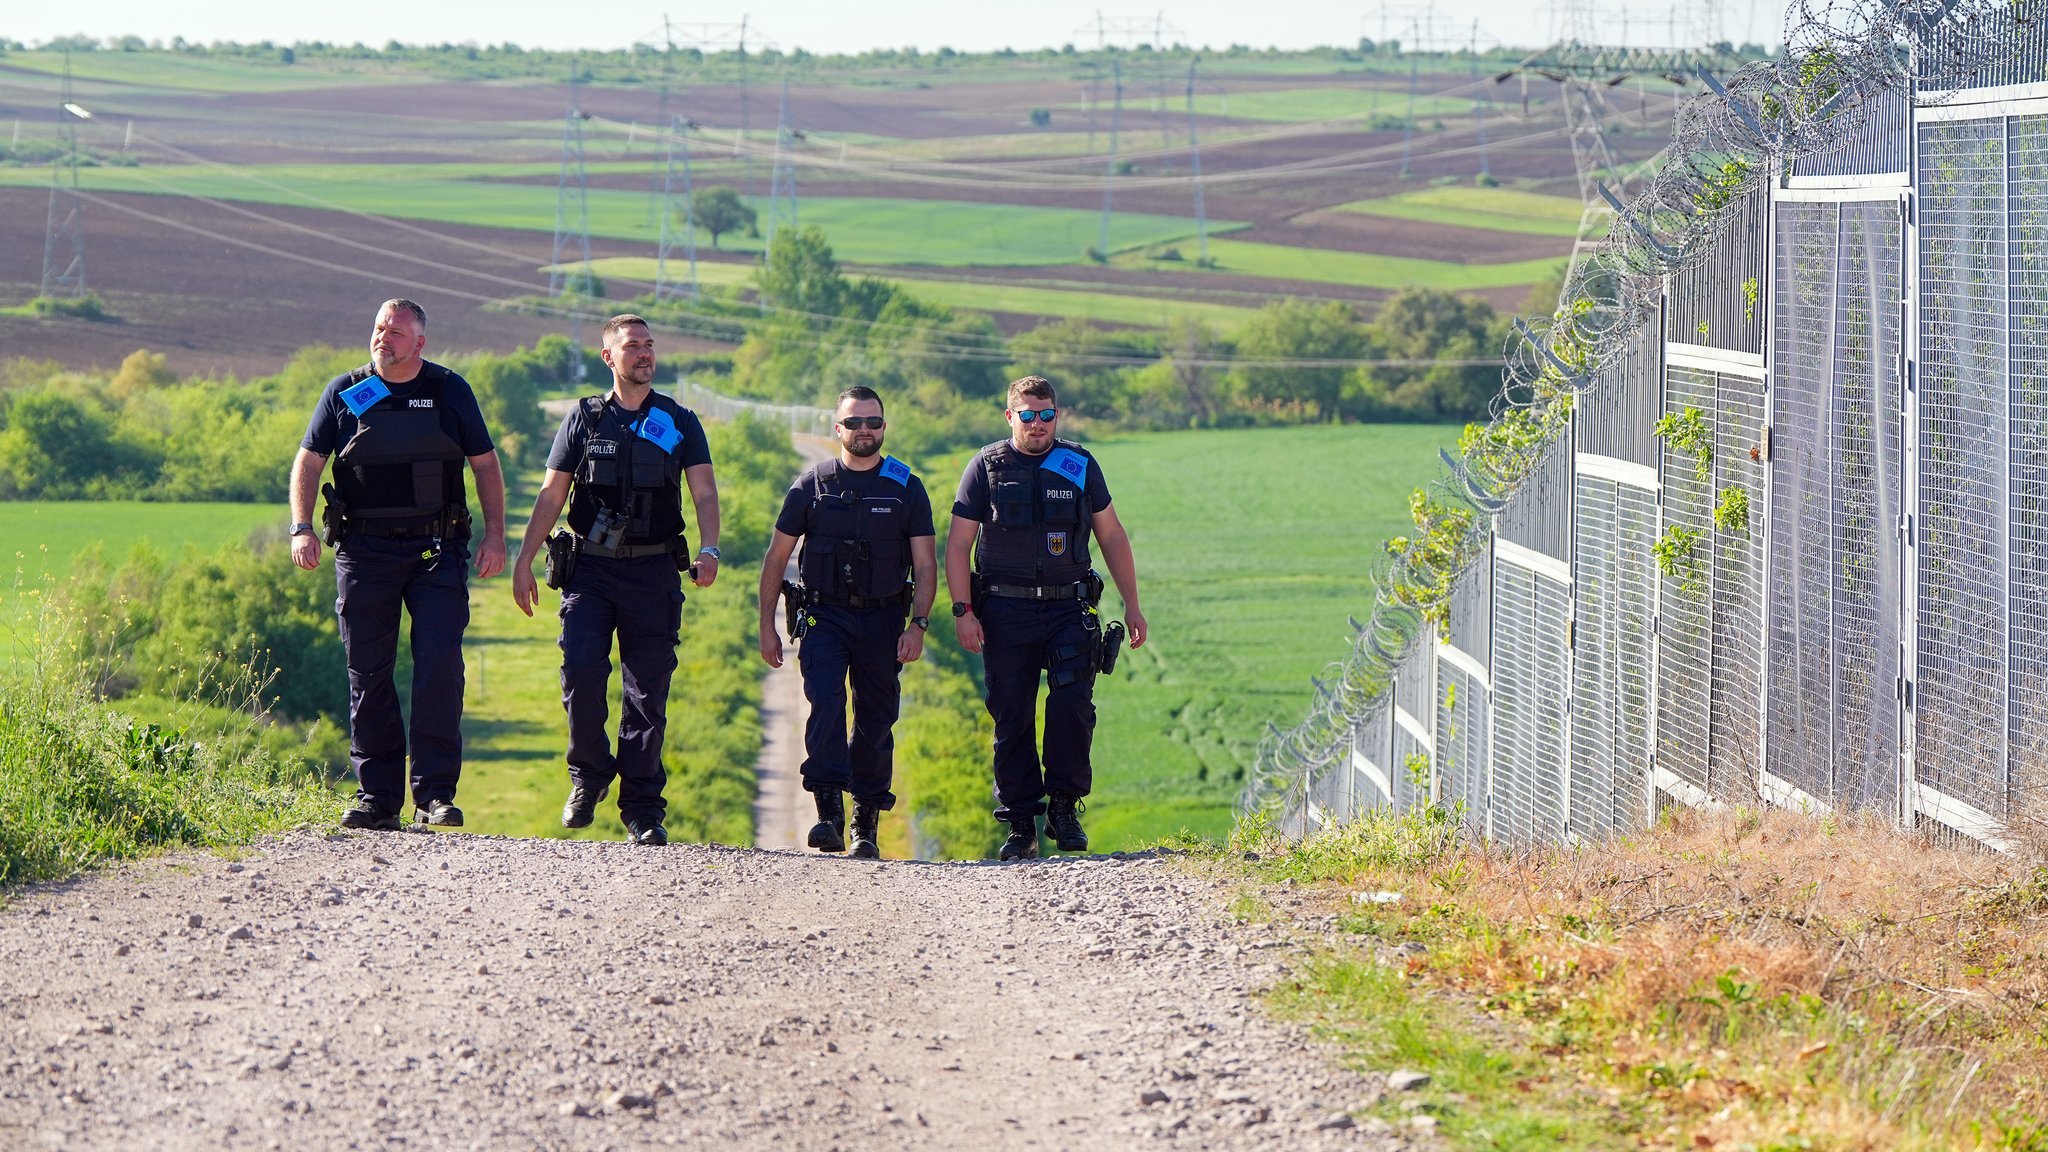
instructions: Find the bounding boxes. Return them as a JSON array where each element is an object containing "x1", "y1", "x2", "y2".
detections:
[
  {"x1": 776, "y1": 459, "x2": 936, "y2": 539},
  {"x1": 301, "y1": 361, "x2": 495, "y2": 458}
]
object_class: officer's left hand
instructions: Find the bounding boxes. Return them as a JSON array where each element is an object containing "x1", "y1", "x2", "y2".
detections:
[
  {"x1": 692, "y1": 555, "x2": 718, "y2": 588},
  {"x1": 473, "y1": 533, "x2": 506, "y2": 580},
  {"x1": 897, "y1": 625, "x2": 925, "y2": 664},
  {"x1": 1126, "y1": 607, "x2": 1149, "y2": 649}
]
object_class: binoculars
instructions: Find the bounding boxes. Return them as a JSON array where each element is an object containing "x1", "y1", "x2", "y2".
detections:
[{"x1": 587, "y1": 506, "x2": 627, "y2": 551}]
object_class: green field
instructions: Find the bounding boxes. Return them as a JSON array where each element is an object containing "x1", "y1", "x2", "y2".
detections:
[
  {"x1": 1058, "y1": 423, "x2": 1458, "y2": 846},
  {"x1": 569, "y1": 255, "x2": 1262, "y2": 331},
  {"x1": 0, "y1": 164, "x2": 1243, "y2": 269},
  {"x1": 1, "y1": 51, "x2": 419, "y2": 92},
  {"x1": 1333, "y1": 185, "x2": 1590, "y2": 238},
  {"x1": 1130, "y1": 237, "x2": 1566, "y2": 292},
  {"x1": 0, "y1": 502, "x2": 278, "y2": 594}
]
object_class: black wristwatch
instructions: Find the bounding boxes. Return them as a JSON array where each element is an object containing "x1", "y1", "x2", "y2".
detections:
[
  {"x1": 951, "y1": 601, "x2": 973, "y2": 618},
  {"x1": 910, "y1": 615, "x2": 931, "y2": 631}
]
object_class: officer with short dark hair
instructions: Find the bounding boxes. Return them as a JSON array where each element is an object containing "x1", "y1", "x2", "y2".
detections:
[
  {"x1": 512, "y1": 314, "x2": 719, "y2": 847},
  {"x1": 290, "y1": 297, "x2": 508, "y2": 832},
  {"x1": 758, "y1": 386, "x2": 937, "y2": 859},
  {"x1": 946, "y1": 375, "x2": 1148, "y2": 860}
]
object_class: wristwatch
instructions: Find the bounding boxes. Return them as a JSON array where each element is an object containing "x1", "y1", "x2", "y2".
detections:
[
  {"x1": 697, "y1": 546, "x2": 721, "y2": 560},
  {"x1": 910, "y1": 615, "x2": 931, "y2": 631},
  {"x1": 288, "y1": 522, "x2": 316, "y2": 537},
  {"x1": 951, "y1": 601, "x2": 973, "y2": 618}
]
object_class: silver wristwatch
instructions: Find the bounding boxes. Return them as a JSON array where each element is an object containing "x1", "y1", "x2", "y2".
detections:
[
  {"x1": 697, "y1": 545, "x2": 721, "y2": 560},
  {"x1": 289, "y1": 522, "x2": 316, "y2": 537}
]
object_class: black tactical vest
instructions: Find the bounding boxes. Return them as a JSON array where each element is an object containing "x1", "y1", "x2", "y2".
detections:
[
  {"x1": 798, "y1": 457, "x2": 917, "y2": 603},
  {"x1": 566, "y1": 392, "x2": 690, "y2": 545},
  {"x1": 971, "y1": 438, "x2": 1093, "y2": 584},
  {"x1": 331, "y1": 366, "x2": 468, "y2": 535}
]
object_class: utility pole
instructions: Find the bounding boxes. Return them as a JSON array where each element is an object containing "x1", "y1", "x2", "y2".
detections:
[
  {"x1": 1400, "y1": 21, "x2": 1419, "y2": 179},
  {"x1": 550, "y1": 72, "x2": 594, "y2": 382},
  {"x1": 40, "y1": 48, "x2": 87, "y2": 300},
  {"x1": 645, "y1": 13, "x2": 675, "y2": 229},
  {"x1": 1097, "y1": 59, "x2": 1122, "y2": 262},
  {"x1": 655, "y1": 114, "x2": 699, "y2": 302},
  {"x1": 765, "y1": 72, "x2": 799, "y2": 250},
  {"x1": 1471, "y1": 21, "x2": 1491, "y2": 182},
  {"x1": 1185, "y1": 55, "x2": 1207, "y2": 265}
]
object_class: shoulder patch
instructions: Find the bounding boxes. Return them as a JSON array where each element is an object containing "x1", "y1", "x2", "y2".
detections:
[
  {"x1": 341, "y1": 375, "x2": 391, "y2": 417},
  {"x1": 877, "y1": 456, "x2": 912, "y2": 487},
  {"x1": 1040, "y1": 446, "x2": 1090, "y2": 487}
]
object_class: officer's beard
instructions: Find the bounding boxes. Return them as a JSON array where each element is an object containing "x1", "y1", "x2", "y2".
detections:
[{"x1": 846, "y1": 436, "x2": 882, "y2": 459}]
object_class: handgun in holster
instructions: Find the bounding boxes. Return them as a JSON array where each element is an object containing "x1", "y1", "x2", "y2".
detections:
[
  {"x1": 543, "y1": 528, "x2": 577, "y2": 590},
  {"x1": 781, "y1": 579, "x2": 813, "y2": 640},
  {"x1": 318, "y1": 483, "x2": 345, "y2": 546}
]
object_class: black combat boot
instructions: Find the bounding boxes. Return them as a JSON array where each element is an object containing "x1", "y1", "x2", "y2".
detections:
[
  {"x1": 340, "y1": 798, "x2": 401, "y2": 832},
  {"x1": 999, "y1": 815, "x2": 1040, "y2": 861},
  {"x1": 1046, "y1": 794, "x2": 1088, "y2": 853},
  {"x1": 808, "y1": 788, "x2": 847, "y2": 853},
  {"x1": 561, "y1": 784, "x2": 606, "y2": 829},
  {"x1": 849, "y1": 801, "x2": 882, "y2": 860}
]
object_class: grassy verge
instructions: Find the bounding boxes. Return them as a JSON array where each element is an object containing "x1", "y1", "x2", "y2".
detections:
[
  {"x1": 1331, "y1": 186, "x2": 1589, "y2": 238},
  {"x1": 1210, "y1": 805, "x2": 2048, "y2": 1149},
  {"x1": 1132, "y1": 239, "x2": 1567, "y2": 292},
  {"x1": 0, "y1": 599, "x2": 335, "y2": 889}
]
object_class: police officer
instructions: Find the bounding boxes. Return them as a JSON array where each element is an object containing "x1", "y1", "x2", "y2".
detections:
[
  {"x1": 512, "y1": 314, "x2": 719, "y2": 846},
  {"x1": 289, "y1": 298, "x2": 508, "y2": 831},
  {"x1": 758, "y1": 387, "x2": 937, "y2": 860},
  {"x1": 946, "y1": 375, "x2": 1148, "y2": 860}
]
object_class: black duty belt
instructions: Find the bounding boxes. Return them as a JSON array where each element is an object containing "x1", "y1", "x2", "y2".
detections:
[
  {"x1": 346, "y1": 513, "x2": 467, "y2": 539},
  {"x1": 811, "y1": 590, "x2": 910, "y2": 609},
  {"x1": 576, "y1": 537, "x2": 682, "y2": 560},
  {"x1": 981, "y1": 580, "x2": 1087, "y2": 601}
]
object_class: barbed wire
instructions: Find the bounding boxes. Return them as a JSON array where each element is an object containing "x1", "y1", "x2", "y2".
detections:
[{"x1": 1238, "y1": 0, "x2": 2035, "y2": 824}]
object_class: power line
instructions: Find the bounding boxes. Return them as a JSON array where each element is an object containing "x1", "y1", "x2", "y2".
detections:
[
  {"x1": 655, "y1": 114, "x2": 700, "y2": 302},
  {"x1": 1097, "y1": 59, "x2": 1122, "y2": 261},
  {"x1": 40, "y1": 48, "x2": 86, "y2": 300},
  {"x1": 549, "y1": 75, "x2": 594, "y2": 382}
]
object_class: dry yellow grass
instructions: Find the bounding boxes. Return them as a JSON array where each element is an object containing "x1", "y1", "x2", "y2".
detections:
[{"x1": 1240, "y1": 804, "x2": 2048, "y2": 1149}]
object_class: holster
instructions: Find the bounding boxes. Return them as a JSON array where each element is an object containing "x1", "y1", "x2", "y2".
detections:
[
  {"x1": 1098, "y1": 619, "x2": 1127, "y2": 676},
  {"x1": 543, "y1": 528, "x2": 577, "y2": 590},
  {"x1": 319, "y1": 483, "x2": 344, "y2": 546},
  {"x1": 781, "y1": 580, "x2": 812, "y2": 640}
]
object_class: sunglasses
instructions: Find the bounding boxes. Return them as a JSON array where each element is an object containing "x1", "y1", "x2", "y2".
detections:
[
  {"x1": 837, "y1": 416, "x2": 885, "y2": 430},
  {"x1": 1012, "y1": 407, "x2": 1057, "y2": 423}
]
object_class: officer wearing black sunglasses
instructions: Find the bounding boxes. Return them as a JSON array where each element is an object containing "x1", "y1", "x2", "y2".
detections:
[
  {"x1": 759, "y1": 386, "x2": 937, "y2": 859},
  {"x1": 946, "y1": 375, "x2": 1148, "y2": 860}
]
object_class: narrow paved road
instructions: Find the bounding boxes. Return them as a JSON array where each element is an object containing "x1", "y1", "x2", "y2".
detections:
[{"x1": 0, "y1": 834, "x2": 1410, "y2": 1151}]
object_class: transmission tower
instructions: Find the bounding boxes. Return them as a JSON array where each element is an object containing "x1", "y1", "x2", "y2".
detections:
[
  {"x1": 655, "y1": 115, "x2": 699, "y2": 302},
  {"x1": 1184, "y1": 56, "x2": 1208, "y2": 265},
  {"x1": 40, "y1": 50, "x2": 87, "y2": 300},
  {"x1": 1399, "y1": 22, "x2": 1419, "y2": 179},
  {"x1": 1471, "y1": 21, "x2": 1491, "y2": 182},
  {"x1": 550, "y1": 76, "x2": 594, "y2": 382},
  {"x1": 645, "y1": 14, "x2": 676, "y2": 229},
  {"x1": 764, "y1": 73, "x2": 799, "y2": 250},
  {"x1": 1097, "y1": 59, "x2": 1123, "y2": 262}
]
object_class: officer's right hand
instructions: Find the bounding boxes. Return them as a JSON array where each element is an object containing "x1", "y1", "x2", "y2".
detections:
[
  {"x1": 760, "y1": 627, "x2": 784, "y2": 668},
  {"x1": 955, "y1": 610, "x2": 984, "y2": 654},
  {"x1": 291, "y1": 534, "x2": 321, "y2": 571},
  {"x1": 512, "y1": 563, "x2": 539, "y2": 617}
]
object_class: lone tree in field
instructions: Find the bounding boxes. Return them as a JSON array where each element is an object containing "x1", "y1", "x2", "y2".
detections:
[{"x1": 688, "y1": 187, "x2": 756, "y2": 250}]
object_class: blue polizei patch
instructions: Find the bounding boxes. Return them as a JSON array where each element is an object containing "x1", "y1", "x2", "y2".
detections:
[
  {"x1": 340, "y1": 376, "x2": 391, "y2": 417},
  {"x1": 637, "y1": 407, "x2": 681, "y2": 453},
  {"x1": 877, "y1": 456, "x2": 912, "y2": 487},
  {"x1": 1040, "y1": 446, "x2": 1090, "y2": 487}
]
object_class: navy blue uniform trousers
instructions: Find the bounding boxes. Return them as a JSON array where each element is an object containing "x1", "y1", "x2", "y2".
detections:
[
  {"x1": 559, "y1": 554, "x2": 682, "y2": 828},
  {"x1": 333, "y1": 533, "x2": 470, "y2": 813},
  {"x1": 797, "y1": 605, "x2": 903, "y2": 808},
  {"x1": 979, "y1": 597, "x2": 1097, "y2": 820}
]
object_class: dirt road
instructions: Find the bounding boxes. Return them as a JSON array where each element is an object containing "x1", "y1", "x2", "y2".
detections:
[
  {"x1": 0, "y1": 832, "x2": 1412, "y2": 1150},
  {"x1": 754, "y1": 433, "x2": 842, "y2": 853}
]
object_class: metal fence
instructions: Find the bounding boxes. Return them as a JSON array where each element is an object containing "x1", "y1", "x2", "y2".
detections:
[{"x1": 1263, "y1": 8, "x2": 2048, "y2": 853}]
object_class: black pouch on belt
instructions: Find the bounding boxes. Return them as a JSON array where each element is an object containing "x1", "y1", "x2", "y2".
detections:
[{"x1": 543, "y1": 528, "x2": 577, "y2": 590}]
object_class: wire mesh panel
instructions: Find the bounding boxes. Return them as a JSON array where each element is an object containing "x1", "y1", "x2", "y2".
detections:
[
  {"x1": 1791, "y1": 86, "x2": 1911, "y2": 179},
  {"x1": 1834, "y1": 200, "x2": 1905, "y2": 811},
  {"x1": 1668, "y1": 186, "x2": 1769, "y2": 355},
  {"x1": 1917, "y1": 116, "x2": 2010, "y2": 820},
  {"x1": 1657, "y1": 366, "x2": 1717, "y2": 798},
  {"x1": 1390, "y1": 643, "x2": 1435, "y2": 814},
  {"x1": 1769, "y1": 202, "x2": 1839, "y2": 802},
  {"x1": 1711, "y1": 372, "x2": 1767, "y2": 799},
  {"x1": 2009, "y1": 114, "x2": 2048, "y2": 814},
  {"x1": 1349, "y1": 702, "x2": 1394, "y2": 818},
  {"x1": 1572, "y1": 473, "x2": 1619, "y2": 840},
  {"x1": 1496, "y1": 433, "x2": 1575, "y2": 559},
  {"x1": 1614, "y1": 482, "x2": 1657, "y2": 827},
  {"x1": 1435, "y1": 647, "x2": 1490, "y2": 839},
  {"x1": 1491, "y1": 559, "x2": 1541, "y2": 842},
  {"x1": 1578, "y1": 320, "x2": 1665, "y2": 465}
]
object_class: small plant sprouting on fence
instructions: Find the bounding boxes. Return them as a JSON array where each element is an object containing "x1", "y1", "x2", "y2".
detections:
[
  {"x1": 1655, "y1": 406, "x2": 1715, "y2": 483},
  {"x1": 1405, "y1": 752, "x2": 1432, "y2": 798},
  {"x1": 1713, "y1": 486, "x2": 1751, "y2": 535},
  {"x1": 1742, "y1": 276, "x2": 1759, "y2": 324},
  {"x1": 1655, "y1": 525, "x2": 1706, "y2": 595},
  {"x1": 1693, "y1": 156, "x2": 1756, "y2": 213},
  {"x1": 1385, "y1": 489, "x2": 1481, "y2": 635}
]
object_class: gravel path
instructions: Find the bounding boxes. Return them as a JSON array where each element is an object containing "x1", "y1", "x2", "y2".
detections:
[{"x1": 0, "y1": 832, "x2": 1417, "y2": 1151}]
